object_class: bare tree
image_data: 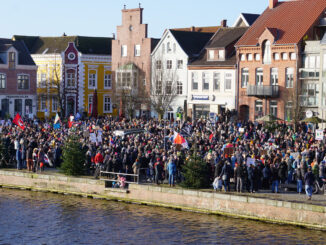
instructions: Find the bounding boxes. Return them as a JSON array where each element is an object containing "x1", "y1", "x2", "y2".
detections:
[{"x1": 150, "y1": 60, "x2": 178, "y2": 119}]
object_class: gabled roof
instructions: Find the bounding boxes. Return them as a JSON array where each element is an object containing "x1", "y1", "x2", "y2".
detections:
[
  {"x1": 236, "y1": 0, "x2": 326, "y2": 46},
  {"x1": 151, "y1": 38, "x2": 160, "y2": 52},
  {"x1": 13, "y1": 35, "x2": 113, "y2": 55},
  {"x1": 233, "y1": 13, "x2": 260, "y2": 27},
  {"x1": 0, "y1": 38, "x2": 35, "y2": 66},
  {"x1": 171, "y1": 26, "x2": 219, "y2": 33},
  {"x1": 169, "y1": 30, "x2": 214, "y2": 57},
  {"x1": 190, "y1": 27, "x2": 248, "y2": 67}
]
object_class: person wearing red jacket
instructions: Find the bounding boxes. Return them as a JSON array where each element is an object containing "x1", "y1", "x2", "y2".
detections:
[{"x1": 94, "y1": 151, "x2": 104, "y2": 179}]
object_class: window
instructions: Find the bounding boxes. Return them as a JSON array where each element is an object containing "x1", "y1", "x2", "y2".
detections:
[
  {"x1": 88, "y1": 71, "x2": 97, "y2": 88},
  {"x1": 17, "y1": 74, "x2": 29, "y2": 90},
  {"x1": 52, "y1": 97, "x2": 58, "y2": 112},
  {"x1": 301, "y1": 83, "x2": 319, "y2": 107},
  {"x1": 225, "y1": 73, "x2": 232, "y2": 90},
  {"x1": 156, "y1": 80, "x2": 162, "y2": 94},
  {"x1": 247, "y1": 54, "x2": 253, "y2": 61},
  {"x1": 134, "y1": 44, "x2": 141, "y2": 56},
  {"x1": 104, "y1": 73, "x2": 112, "y2": 89},
  {"x1": 274, "y1": 53, "x2": 280, "y2": 61},
  {"x1": 177, "y1": 60, "x2": 183, "y2": 69},
  {"x1": 9, "y1": 52, "x2": 15, "y2": 69},
  {"x1": 88, "y1": 95, "x2": 93, "y2": 113},
  {"x1": 166, "y1": 81, "x2": 172, "y2": 94},
  {"x1": 270, "y1": 68, "x2": 278, "y2": 86},
  {"x1": 241, "y1": 68, "x2": 249, "y2": 88},
  {"x1": 213, "y1": 72, "x2": 220, "y2": 90},
  {"x1": 156, "y1": 60, "x2": 162, "y2": 69},
  {"x1": 255, "y1": 53, "x2": 261, "y2": 61},
  {"x1": 0, "y1": 73, "x2": 6, "y2": 89},
  {"x1": 262, "y1": 40, "x2": 271, "y2": 64},
  {"x1": 117, "y1": 72, "x2": 131, "y2": 87},
  {"x1": 282, "y1": 52, "x2": 288, "y2": 60},
  {"x1": 192, "y1": 72, "x2": 198, "y2": 90},
  {"x1": 202, "y1": 72, "x2": 209, "y2": 90},
  {"x1": 25, "y1": 99, "x2": 32, "y2": 115},
  {"x1": 270, "y1": 100, "x2": 277, "y2": 117},
  {"x1": 255, "y1": 100, "x2": 263, "y2": 118},
  {"x1": 38, "y1": 73, "x2": 47, "y2": 88},
  {"x1": 121, "y1": 45, "x2": 127, "y2": 57},
  {"x1": 285, "y1": 101, "x2": 293, "y2": 121},
  {"x1": 177, "y1": 81, "x2": 182, "y2": 95},
  {"x1": 286, "y1": 68, "x2": 294, "y2": 88},
  {"x1": 209, "y1": 50, "x2": 214, "y2": 60},
  {"x1": 256, "y1": 68, "x2": 263, "y2": 86},
  {"x1": 14, "y1": 99, "x2": 22, "y2": 115},
  {"x1": 103, "y1": 96, "x2": 111, "y2": 113},
  {"x1": 40, "y1": 96, "x2": 46, "y2": 111},
  {"x1": 240, "y1": 54, "x2": 246, "y2": 61},
  {"x1": 290, "y1": 53, "x2": 296, "y2": 60},
  {"x1": 218, "y1": 50, "x2": 225, "y2": 60},
  {"x1": 66, "y1": 70, "x2": 76, "y2": 88},
  {"x1": 167, "y1": 42, "x2": 172, "y2": 53},
  {"x1": 167, "y1": 60, "x2": 172, "y2": 69}
]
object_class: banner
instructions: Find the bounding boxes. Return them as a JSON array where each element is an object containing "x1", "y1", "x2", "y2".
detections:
[
  {"x1": 13, "y1": 113, "x2": 25, "y2": 130},
  {"x1": 316, "y1": 129, "x2": 324, "y2": 141}
]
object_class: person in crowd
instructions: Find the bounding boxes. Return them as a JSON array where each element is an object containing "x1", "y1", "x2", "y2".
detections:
[
  {"x1": 167, "y1": 157, "x2": 177, "y2": 187},
  {"x1": 304, "y1": 166, "x2": 315, "y2": 200}
]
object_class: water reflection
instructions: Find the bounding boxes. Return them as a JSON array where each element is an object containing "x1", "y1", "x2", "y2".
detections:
[{"x1": 0, "y1": 188, "x2": 325, "y2": 245}]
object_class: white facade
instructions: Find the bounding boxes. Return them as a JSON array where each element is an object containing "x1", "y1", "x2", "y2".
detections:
[
  {"x1": 151, "y1": 30, "x2": 188, "y2": 119},
  {"x1": 187, "y1": 68, "x2": 236, "y2": 119}
]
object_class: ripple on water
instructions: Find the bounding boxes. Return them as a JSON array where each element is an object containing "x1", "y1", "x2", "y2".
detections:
[{"x1": 0, "y1": 188, "x2": 326, "y2": 245}]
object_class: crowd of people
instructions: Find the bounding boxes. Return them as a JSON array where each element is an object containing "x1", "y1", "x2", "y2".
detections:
[{"x1": 0, "y1": 110, "x2": 326, "y2": 200}]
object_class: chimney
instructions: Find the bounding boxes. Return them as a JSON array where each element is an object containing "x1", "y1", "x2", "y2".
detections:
[
  {"x1": 269, "y1": 0, "x2": 278, "y2": 9},
  {"x1": 221, "y1": 19, "x2": 227, "y2": 28},
  {"x1": 190, "y1": 26, "x2": 195, "y2": 32}
]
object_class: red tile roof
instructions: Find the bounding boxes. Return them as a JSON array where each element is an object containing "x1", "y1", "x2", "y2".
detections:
[{"x1": 236, "y1": 0, "x2": 326, "y2": 46}]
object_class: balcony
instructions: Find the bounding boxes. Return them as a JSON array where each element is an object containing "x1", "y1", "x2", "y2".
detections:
[
  {"x1": 247, "y1": 85, "x2": 279, "y2": 98},
  {"x1": 299, "y1": 95, "x2": 318, "y2": 107},
  {"x1": 299, "y1": 68, "x2": 320, "y2": 79}
]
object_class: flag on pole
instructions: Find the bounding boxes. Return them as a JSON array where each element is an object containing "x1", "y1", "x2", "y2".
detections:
[
  {"x1": 13, "y1": 113, "x2": 25, "y2": 130},
  {"x1": 172, "y1": 131, "x2": 189, "y2": 149},
  {"x1": 209, "y1": 133, "x2": 214, "y2": 141},
  {"x1": 54, "y1": 113, "x2": 60, "y2": 124}
]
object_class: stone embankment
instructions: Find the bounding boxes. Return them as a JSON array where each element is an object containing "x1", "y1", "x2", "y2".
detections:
[{"x1": 0, "y1": 170, "x2": 325, "y2": 230}]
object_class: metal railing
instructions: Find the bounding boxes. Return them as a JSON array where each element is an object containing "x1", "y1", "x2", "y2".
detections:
[{"x1": 247, "y1": 85, "x2": 279, "y2": 97}]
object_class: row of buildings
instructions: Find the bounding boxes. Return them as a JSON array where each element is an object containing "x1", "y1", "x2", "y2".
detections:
[{"x1": 1, "y1": 0, "x2": 326, "y2": 121}]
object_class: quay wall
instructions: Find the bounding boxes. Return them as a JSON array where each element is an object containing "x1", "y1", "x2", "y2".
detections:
[{"x1": 0, "y1": 170, "x2": 325, "y2": 230}]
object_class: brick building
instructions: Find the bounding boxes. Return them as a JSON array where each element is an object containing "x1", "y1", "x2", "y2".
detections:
[
  {"x1": 112, "y1": 7, "x2": 159, "y2": 118},
  {"x1": 0, "y1": 38, "x2": 37, "y2": 118},
  {"x1": 236, "y1": 0, "x2": 326, "y2": 121}
]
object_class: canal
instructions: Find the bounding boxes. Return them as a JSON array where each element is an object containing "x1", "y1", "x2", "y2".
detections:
[{"x1": 0, "y1": 188, "x2": 325, "y2": 245}]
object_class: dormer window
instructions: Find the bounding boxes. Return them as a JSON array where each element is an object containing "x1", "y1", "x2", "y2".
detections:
[
  {"x1": 208, "y1": 50, "x2": 214, "y2": 60},
  {"x1": 218, "y1": 49, "x2": 225, "y2": 60},
  {"x1": 262, "y1": 40, "x2": 271, "y2": 64},
  {"x1": 9, "y1": 52, "x2": 16, "y2": 69}
]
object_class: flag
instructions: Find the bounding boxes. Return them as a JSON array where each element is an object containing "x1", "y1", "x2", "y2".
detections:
[
  {"x1": 172, "y1": 131, "x2": 189, "y2": 149},
  {"x1": 68, "y1": 116, "x2": 73, "y2": 128},
  {"x1": 54, "y1": 113, "x2": 60, "y2": 124},
  {"x1": 209, "y1": 133, "x2": 214, "y2": 141},
  {"x1": 53, "y1": 123, "x2": 61, "y2": 130},
  {"x1": 13, "y1": 113, "x2": 25, "y2": 130}
]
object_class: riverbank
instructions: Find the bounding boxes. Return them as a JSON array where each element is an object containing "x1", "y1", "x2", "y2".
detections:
[{"x1": 0, "y1": 169, "x2": 325, "y2": 230}]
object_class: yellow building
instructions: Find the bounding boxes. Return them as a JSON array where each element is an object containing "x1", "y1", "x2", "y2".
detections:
[{"x1": 13, "y1": 35, "x2": 114, "y2": 119}]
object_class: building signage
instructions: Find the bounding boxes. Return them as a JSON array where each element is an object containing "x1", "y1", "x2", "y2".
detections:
[
  {"x1": 192, "y1": 95, "x2": 209, "y2": 101},
  {"x1": 5, "y1": 95, "x2": 30, "y2": 99}
]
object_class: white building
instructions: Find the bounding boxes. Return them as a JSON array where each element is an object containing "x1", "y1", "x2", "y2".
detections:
[
  {"x1": 187, "y1": 27, "x2": 248, "y2": 119},
  {"x1": 151, "y1": 28, "x2": 215, "y2": 119}
]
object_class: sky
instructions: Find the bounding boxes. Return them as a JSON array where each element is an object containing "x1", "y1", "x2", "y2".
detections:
[{"x1": 2, "y1": 0, "x2": 268, "y2": 39}]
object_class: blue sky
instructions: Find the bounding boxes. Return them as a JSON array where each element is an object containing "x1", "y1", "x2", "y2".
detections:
[{"x1": 2, "y1": 0, "x2": 268, "y2": 38}]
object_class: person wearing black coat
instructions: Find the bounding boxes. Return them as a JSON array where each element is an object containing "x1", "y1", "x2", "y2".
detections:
[
  {"x1": 262, "y1": 163, "x2": 271, "y2": 189},
  {"x1": 271, "y1": 163, "x2": 280, "y2": 193},
  {"x1": 304, "y1": 166, "x2": 315, "y2": 200},
  {"x1": 234, "y1": 162, "x2": 244, "y2": 192}
]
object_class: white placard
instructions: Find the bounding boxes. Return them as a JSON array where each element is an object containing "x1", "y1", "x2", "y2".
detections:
[
  {"x1": 239, "y1": 128, "x2": 245, "y2": 133},
  {"x1": 316, "y1": 129, "x2": 324, "y2": 141},
  {"x1": 90, "y1": 133, "x2": 97, "y2": 143}
]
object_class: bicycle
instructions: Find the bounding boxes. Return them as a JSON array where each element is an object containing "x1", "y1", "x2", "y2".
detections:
[{"x1": 313, "y1": 178, "x2": 326, "y2": 194}]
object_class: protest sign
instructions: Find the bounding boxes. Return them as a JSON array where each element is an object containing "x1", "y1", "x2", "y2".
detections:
[{"x1": 316, "y1": 129, "x2": 324, "y2": 141}]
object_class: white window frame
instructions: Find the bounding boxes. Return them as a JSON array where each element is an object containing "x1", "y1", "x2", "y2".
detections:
[
  {"x1": 177, "y1": 60, "x2": 183, "y2": 69},
  {"x1": 177, "y1": 81, "x2": 182, "y2": 95},
  {"x1": 103, "y1": 95, "x2": 112, "y2": 113},
  {"x1": 225, "y1": 73, "x2": 232, "y2": 90},
  {"x1": 202, "y1": 72, "x2": 209, "y2": 90},
  {"x1": 263, "y1": 40, "x2": 271, "y2": 64},
  {"x1": 121, "y1": 45, "x2": 127, "y2": 57},
  {"x1": 134, "y1": 44, "x2": 141, "y2": 57},
  {"x1": 270, "y1": 100, "x2": 278, "y2": 117},
  {"x1": 167, "y1": 60, "x2": 172, "y2": 69},
  {"x1": 218, "y1": 50, "x2": 225, "y2": 60},
  {"x1": 88, "y1": 70, "x2": 97, "y2": 89},
  {"x1": 290, "y1": 52, "x2": 296, "y2": 60},
  {"x1": 247, "y1": 53, "x2": 253, "y2": 61},
  {"x1": 286, "y1": 67, "x2": 294, "y2": 88},
  {"x1": 0, "y1": 73, "x2": 6, "y2": 89},
  {"x1": 40, "y1": 96, "x2": 47, "y2": 112},
  {"x1": 240, "y1": 54, "x2": 246, "y2": 61},
  {"x1": 66, "y1": 70, "x2": 76, "y2": 88},
  {"x1": 208, "y1": 50, "x2": 214, "y2": 60},
  {"x1": 282, "y1": 52, "x2": 288, "y2": 60},
  {"x1": 274, "y1": 53, "x2": 280, "y2": 61},
  {"x1": 88, "y1": 95, "x2": 93, "y2": 113},
  {"x1": 192, "y1": 72, "x2": 198, "y2": 90},
  {"x1": 255, "y1": 53, "x2": 260, "y2": 61},
  {"x1": 271, "y1": 68, "x2": 278, "y2": 86},
  {"x1": 213, "y1": 72, "x2": 220, "y2": 91},
  {"x1": 241, "y1": 68, "x2": 249, "y2": 88},
  {"x1": 104, "y1": 73, "x2": 112, "y2": 89},
  {"x1": 256, "y1": 68, "x2": 263, "y2": 86},
  {"x1": 17, "y1": 74, "x2": 30, "y2": 90},
  {"x1": 156, "y1": 60, "x2": 162, "y2": 69},
  {"x1": 52, "y1": 97, "x2": 58, "y2": 112}
]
